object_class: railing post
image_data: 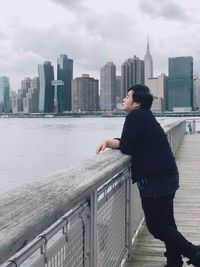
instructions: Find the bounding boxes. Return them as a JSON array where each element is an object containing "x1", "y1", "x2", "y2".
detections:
[
  {"x1": 125, "y1": 170, "x2": 132, "y2": 260},
  {"x1": 192, "y1": 119, "x2": 196, "y2": 134},
  {"x1": 168, "y1": 131, "x2": 173, "y2": 154},
  {"x1": 85, "y1": 191, "x2": 97, "y2": 267}
]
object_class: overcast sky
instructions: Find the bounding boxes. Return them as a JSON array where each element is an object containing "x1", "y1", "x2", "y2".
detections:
[{"x1": 1, "y1": 0, "x2": 200, "y2": 90}]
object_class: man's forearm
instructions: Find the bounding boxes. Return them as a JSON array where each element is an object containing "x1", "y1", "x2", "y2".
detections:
[{"x1": 106, "y1": 139, "x2": 120, "y2": 149}]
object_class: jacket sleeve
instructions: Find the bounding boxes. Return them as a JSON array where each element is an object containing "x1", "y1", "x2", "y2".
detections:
[{"x1": 119, "y1": 112, "x2": 141, "y2": 155}]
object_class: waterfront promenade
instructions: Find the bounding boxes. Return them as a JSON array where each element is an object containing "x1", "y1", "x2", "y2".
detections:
[{"x1": 125, "y1": 133, "x2": 200, "y2": 267}]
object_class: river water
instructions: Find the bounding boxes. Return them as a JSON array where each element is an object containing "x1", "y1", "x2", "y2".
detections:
[{"x1": 0, "y1": 116, "x2": 196, "y2": 193}]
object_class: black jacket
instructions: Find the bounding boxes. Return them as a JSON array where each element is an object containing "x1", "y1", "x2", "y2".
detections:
[{"x1": 118, "y1": 108, "x2": 179, "y2": 196}]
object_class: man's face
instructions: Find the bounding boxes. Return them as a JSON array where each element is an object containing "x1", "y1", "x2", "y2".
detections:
[{"x1": 123, "y1": 90, "x2": 140, "y2": 113}]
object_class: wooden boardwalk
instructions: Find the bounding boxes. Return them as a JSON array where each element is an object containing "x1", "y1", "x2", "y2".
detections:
[{"x1": 124, "y1": 134, "x2": 200, "y2": 267}]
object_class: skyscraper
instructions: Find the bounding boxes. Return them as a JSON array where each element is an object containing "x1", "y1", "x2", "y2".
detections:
[
  {"x1": 0, "y1": 76, "x2": 10, "y2": 113},
  {"x1": 38, "y1": 61, "x2": 54, "y2": 113},
  {"x1": 23, "y1": 77, "x2": 40, "y2": 113},
  {"x1": 57, "y1": 54, "x2": 73, "y2": 112},
  {"x1": 193, "y1": 75, "x2": 200, "y2": 110},
  {"x1": 147, "y1": 73, "x2": 168, "y2": 111},
  {"x1": 116, "y1": 75, "x2": 122, "y2": 108},
  {"x1": 144, "y1": 37, "x2": 153, "y2": 85},
  {"x1": 121, "y1": 55, "x2": 144, "y2": 98},
  {"x1": 100, "y1": 61, "x2": 116, "y2": 111},
  {"x1": 168, "y1": 56, "x2": 193, "y2": 111},
  {"x1": 72, "y1": 74, "x2": 99, "y2": 112},
  {"x1": 116, "y1": 75, "x2": 122, "y2": 100},
  {"x1": 21, "y1": 77, "x2": 31, "y2": 90},
  {"x1": 30, "y1": 77, "x2": 40, "y2": 113}
]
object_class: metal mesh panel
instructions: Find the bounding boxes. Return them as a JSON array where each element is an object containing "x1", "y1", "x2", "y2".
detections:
[
  {"x1": 20, "y1": 213, "x2": 84, "y2": 267},
  {"x1": 63, "y1": 219, "x2": 83, "y2": 267},
  {"x1": 20, "y1": 250, "x2": 42, "y2": 267},
  {"x1": 131, "y1": 183, "x2": 143, "y2": 238},
  {"x1": 3, "y1": 175, "x2": 144, "y2": 267},
  {"x1": 97, "y1": 181, "x2": 126, "y2": 267}
]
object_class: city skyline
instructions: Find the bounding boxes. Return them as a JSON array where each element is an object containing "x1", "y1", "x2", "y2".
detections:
[
  {"x1": 1, "y1": 0, "x2": 200, "y2": 90},
  {"x1": 7, "y1": 54, "x2": 197, "y2": 113}
]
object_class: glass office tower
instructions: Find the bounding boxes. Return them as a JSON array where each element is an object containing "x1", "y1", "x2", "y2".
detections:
[
  {"x1": 168, "y1": 57, "x2": 193, "y2": 111},
  {"x1": 57, "y1": 55, "x2": 73, "y2": 112},
  {"x1": 38, "y1": 61, "x2": 54, "y2": 113},
  {"x1": 0, "y1": 76, "x2": 10, "y2": 113}
]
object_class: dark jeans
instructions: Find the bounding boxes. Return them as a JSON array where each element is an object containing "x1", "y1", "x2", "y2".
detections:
[{"x1": 141, "y1": 193, "x2": 194, "y2": 264}]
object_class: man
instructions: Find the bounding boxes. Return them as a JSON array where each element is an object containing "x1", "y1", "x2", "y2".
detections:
[{"x1": 96, "y1": 84, "x2": 200, "y2": 267}]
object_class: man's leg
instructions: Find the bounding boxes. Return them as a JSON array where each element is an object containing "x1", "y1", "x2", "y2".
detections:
[
  {"x1": 164, "y1": 194, "x2": 183, "y2": 266},
  {"x1": 141, "y1": 193, "x2": 195, "y2": 265}
]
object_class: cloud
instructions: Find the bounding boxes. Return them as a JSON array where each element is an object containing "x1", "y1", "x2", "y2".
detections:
[
  {"x1": 49, "y1": 0, "x2": 85, "y2": 10},
  {"x1": 2, "y1": 0, "x2": 200, "y2": 90},
  {"x1": 50, "y1": 0, "x2": 137, "y2": 41},
  {"x1": 82, "y1": 12, "x2": 135, "y2": 41},
  {"x1": 138, "y1": 0, "x2": 189, "y2": 21},
  {"x1": 0, "y1": 0, "x2": 147, "y2": 90},
  {"x1": 4, "y1": 7, "x2": 141, "y2": 75},
  {"x1": 0, "y1": 31, "x2": 7, "y2": 41}
]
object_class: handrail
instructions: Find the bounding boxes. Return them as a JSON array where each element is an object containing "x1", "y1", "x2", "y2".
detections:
[
  {"x1": 0, "y1": 120, "x2": 186, "y2": 266},
  {"x1": 0, "y1": 150, "x2": 130, "y2": 264}
]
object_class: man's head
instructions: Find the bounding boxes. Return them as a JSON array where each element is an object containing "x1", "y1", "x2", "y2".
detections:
[{"x1": 123, "y1": 84, "x2": 153, "y2": 112}]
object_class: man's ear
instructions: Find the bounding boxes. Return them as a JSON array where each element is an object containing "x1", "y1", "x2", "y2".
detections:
[{"x1": 135, "y1": 102, "x2": 141, "y2": 108}]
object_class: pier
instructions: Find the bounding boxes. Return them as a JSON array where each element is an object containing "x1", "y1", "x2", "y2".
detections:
[{"x1": 1, "y1": 120, "x2": 200, "y2": 267}]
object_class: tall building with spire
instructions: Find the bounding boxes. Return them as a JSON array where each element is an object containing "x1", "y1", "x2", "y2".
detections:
[{"x1": 144, "y1": 37, "x2": 153, "y2": 85}]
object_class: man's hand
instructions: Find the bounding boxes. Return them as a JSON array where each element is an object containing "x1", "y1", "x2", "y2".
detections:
[
  {"x1": 96, "y1": 139, "x2": 120, "y2": 154},
  {"x1": 96, "y1": 140, "x2": 107, "y2": 154}
]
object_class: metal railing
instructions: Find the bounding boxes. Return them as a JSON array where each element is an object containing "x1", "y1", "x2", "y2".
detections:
[
  {"x1": 185, "y1": 118, "x2": 200, "y2": 134},
  {"x1": 1, "y1": 120, "x2": 186, "y2": 267},
  {"x1": 165, "y1": 120, "x2": 186, "y2": 155}
]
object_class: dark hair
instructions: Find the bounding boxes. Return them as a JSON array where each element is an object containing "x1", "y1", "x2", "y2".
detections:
[{"x1": 127, "y1": 84, "x2": 153, "y2": 110}]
